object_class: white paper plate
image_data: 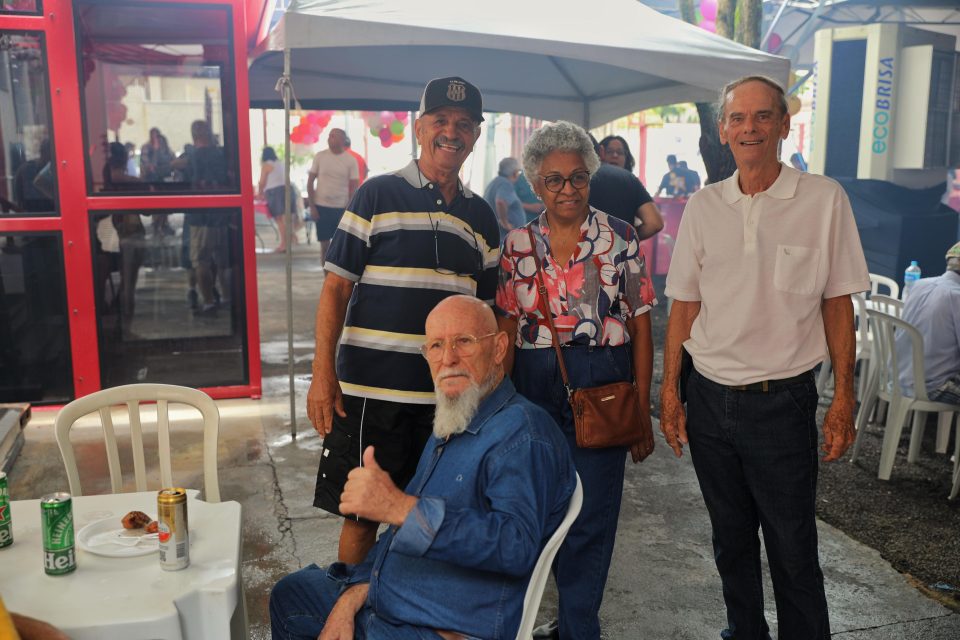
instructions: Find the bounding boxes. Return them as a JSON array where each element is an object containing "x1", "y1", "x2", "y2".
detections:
[{"x1": 77, "y1": 517, "x2": 159, "y2": 558}]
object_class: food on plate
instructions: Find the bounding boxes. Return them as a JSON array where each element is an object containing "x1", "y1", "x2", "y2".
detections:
[
  {"x1": 145, "y1": 520, "x2": 159, "y2": 534},
  {"x1": 121, "y1": 511, "x2": 152, "y2": 530}
]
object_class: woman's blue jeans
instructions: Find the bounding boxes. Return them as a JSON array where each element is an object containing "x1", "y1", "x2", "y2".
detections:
[
  {"x1": 513, "y1": 344, "x2": 632, "y2": 640},
  {"x1": 685, "y1": 369, "x2": 830, "y2": 640}
]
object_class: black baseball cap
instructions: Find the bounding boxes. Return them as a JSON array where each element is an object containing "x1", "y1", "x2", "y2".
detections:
[{"x1": 419, "y1": 76, "x2": 484, "y2": 123}]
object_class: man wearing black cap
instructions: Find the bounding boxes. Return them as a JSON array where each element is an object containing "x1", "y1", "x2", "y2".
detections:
[{"x1": 306, "y1": 76, "x2": 500, "y2": 564}]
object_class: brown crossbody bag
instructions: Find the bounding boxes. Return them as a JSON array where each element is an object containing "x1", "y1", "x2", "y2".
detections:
[{"x1": 526, "y1": 227, "x2": 648, "y2": 449}]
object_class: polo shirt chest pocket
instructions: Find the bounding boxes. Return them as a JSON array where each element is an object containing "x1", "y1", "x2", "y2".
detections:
[{"x1": 773, "y1": 245, "x2": 820, "y2": 295}]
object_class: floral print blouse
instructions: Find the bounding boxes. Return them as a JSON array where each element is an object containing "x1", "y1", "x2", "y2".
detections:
[{"x1": 496, "y1": 209, "x2": 657, "y2": 349}]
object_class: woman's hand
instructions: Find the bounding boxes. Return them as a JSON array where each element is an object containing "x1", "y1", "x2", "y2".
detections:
[{"x1": 629, "y1": 409, "x2": 655, "y2": 463}]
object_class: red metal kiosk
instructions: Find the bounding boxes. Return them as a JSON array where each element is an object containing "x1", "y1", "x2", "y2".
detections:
[{"x1": 0, "y1": 0, "x2": 268, "y2": 404}]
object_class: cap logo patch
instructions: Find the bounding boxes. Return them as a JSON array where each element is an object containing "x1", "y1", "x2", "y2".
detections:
[{"x1": 447, "y1": 81, "x2": 466, "y2": 102}]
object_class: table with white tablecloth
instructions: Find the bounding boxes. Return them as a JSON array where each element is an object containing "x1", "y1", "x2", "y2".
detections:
[{"x1": 0, "y1": 490, "x2": 245, "y2": 640}]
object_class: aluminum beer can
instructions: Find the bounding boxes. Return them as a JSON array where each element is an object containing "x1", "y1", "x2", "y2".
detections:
[
  {"x1": 157, "y1": 488, "x2": 189, "y2": 570},
  {"x1": 41, "y1": 492, "x2": 76, "y2": 575},
  {"x1": 0, "y1": 472, "x2": 12, "y2": 548}
]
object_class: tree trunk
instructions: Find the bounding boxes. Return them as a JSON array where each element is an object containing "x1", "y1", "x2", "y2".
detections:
[
  {"x1": 716, "y1": 0, "x2": 736, "y2": 39},
  {"x1": 735, "y1": 0, "x2": 762, "y2": 49}
]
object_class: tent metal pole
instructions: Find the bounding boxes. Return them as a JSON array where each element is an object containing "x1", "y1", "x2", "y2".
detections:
[
  {"x1": 278, "y1": 46, "x2": 297, "y2": 439},
  {"x1": 410, "y1": 111, "x2": 417, "y2": 159}
]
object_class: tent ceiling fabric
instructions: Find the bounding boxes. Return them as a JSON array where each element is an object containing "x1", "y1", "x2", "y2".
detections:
[{"x1": 248, "y1": 0, "x2": 790, "y2": 127}]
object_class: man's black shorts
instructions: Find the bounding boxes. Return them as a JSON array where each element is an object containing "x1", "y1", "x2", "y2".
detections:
[{"x1": 313, "y1": 394, "x2": 434, "y2": 520}]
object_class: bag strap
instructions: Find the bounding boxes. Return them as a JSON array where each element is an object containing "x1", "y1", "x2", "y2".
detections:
[{"x1": 526, "y1": 227, "x2": 574, "y2": 397}]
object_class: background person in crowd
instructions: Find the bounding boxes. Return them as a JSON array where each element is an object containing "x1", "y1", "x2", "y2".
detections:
[
  {"x1": 597, "y1": 134, "x2": 636, "y2": 174},
  {"x1": 588, "y1": 134, "x2": 664, "y2": 241},
  {"x1": 660, "y1": 76, "x2": 869, "y2": 640},
  {"x1": 140, "y1": 127, "x2": 175, "y2": 183},
  {"x1": 483, "y1": 157, "x2": 527, "y2": 238},
  {"x1": 11, "y1": 139, "x2": 55, "y2": 212},
  {"x1": 344, "y1": 135, "x2": 368, "y2": 184},
  {"x1": 677, "y1": 160, "x2": 701, "y2": 194},
  {"x1": 140, "y1": 127, "x2": 176, "y2": 236},
  {"x1": 514, "y1": 170, "x2": 543, "y2": 222},
  {"x1": 258, "y1": 146, "x2": 301, "y2": 253},
  {"x1": 307, "y1": 128, "x2": 359, "y2": 264},
  {"x1": 306, "y1": 77, "x2": 500, "y2": 566},
  {"x1": 176, "y1": 120, "x2": 231, "y2": 316},
  {"x1": 101, "y1": 142, "x2": 146, "y2": 330},
  {"x1": 655, "y1": 154, "x2": 679, "y2": 197},
  {"x1": 496, "y1": 121, "x2": 656, "y2": 640},
  {"x1": 896, "y1": 242, "x2": 960, "y2": 403},
  {"x1": 272, "y1": 296, "x2": 576, "y2": 640}
]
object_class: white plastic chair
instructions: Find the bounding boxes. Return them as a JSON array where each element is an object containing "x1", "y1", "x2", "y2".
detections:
[
  {"x1": 516, "y1": 474, "x2": 583, "y2": 640},
  {"x1": 869, "y1": 273, "x2": 900, "y2": 300},
  {"x1": 815, "y1": 293, "x2": 872, "y2": 399},
  {"x1": 850, "y1": 310, "x2": 959, "y2": 490},
  {"x1": 55, "y1": 383, "x2": 221, "y2": 502},
  {"x1": 869, "y1": 293, "x2": 903, "y2": 317}
]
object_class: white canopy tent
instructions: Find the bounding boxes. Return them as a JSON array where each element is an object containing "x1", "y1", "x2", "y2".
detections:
[
  {"x1": 249, "y1": 0, "x2": 791, "y2": 128},
  {"x1": 250, "y1": 0, "x2": 790, "y2": 436}
]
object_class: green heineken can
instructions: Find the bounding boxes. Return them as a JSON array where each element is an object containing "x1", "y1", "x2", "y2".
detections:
[
  {"x1": 41, "y1": 492, "x2": 76, "y2": 575},
  {"x1": 0, "y1": 472, "x2": 11, "y2": 548}
]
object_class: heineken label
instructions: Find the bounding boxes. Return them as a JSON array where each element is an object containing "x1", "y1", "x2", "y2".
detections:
[
  {"x1": 0, "y1": 472, "x2": 11, "y2": 548},
  {"x1": 41, "y1": 492, "x2": 76, "y2": 575}
]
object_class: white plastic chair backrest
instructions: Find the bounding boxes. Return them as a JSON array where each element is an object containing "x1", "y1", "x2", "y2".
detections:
[
  {"x1": 867, "y1": 309, "x2": 929, "y2": 402},
  {"x1": 54, "y1": 383, "x2": 220, "y2": 502},
  {"x1": 852, "y1": 292, "x2": 868, "y2": 337},
  {"x1": 869, "y1": 273, "x2": 900, "y2": 300},
  {"x1": 870, "y1": 294, "x2": 903, "y2": 318},
  {"x1": 516, "y1": 474, "x2": 583, "y2": 640}
]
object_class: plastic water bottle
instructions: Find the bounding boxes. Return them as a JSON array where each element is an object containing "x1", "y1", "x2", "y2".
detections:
[{"x1": 903, "y1": 261, "x2": 921, "y2": 300}]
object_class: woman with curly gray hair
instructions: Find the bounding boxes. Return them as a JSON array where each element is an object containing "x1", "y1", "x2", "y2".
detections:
[{"x1": 495, "y1": 121, "x2": 657, "y2": 639}]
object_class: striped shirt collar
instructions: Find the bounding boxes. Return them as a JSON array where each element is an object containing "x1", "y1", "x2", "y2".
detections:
[{"x1": 397, "y1": 160, "x2": 475, "y2": 198}]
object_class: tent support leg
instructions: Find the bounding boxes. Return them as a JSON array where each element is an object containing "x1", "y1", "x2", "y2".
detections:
[{"x1": 278, "y1": 47, "x2": 298, "y2": 440}]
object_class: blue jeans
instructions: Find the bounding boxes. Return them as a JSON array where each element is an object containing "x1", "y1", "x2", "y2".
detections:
[
  {"x1": 269, "y1": 564, "x2": 444, "y2": 640},
  {"x1": 685, "y1": 369, "x2": 829, "y2": 640},
  {"x1": 513, "y1": 345, "x2": 631, "y2": 640}
]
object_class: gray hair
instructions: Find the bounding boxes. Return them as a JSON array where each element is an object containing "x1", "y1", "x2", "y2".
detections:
[
  {"x1": 498, "y1": 157, "x2": 521, "y2": 177},
  {"x1": 716, "y1": 75, "x2": 789, "y2": 122},
  {"x1": 522, "y1": 121, "x2": 601, "y2": 185}
]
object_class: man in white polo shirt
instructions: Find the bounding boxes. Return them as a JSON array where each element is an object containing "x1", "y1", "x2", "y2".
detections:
[
  {"x1": 307, "y1": 128, "x2": 359, "y2": 263},
  {"x1": 660, "y1": 76, "x2": 869, "y2": 640}
]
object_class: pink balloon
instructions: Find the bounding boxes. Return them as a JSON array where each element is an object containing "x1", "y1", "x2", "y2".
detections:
[
  {"x1": 379, "y1": 111, "x2": 393, "y2": 123},
  {"x1": 378, "y1": 127, "x2": 392, "y2": 143},
  {"x1": 767, "y1": 33, "x2": 783, "y2": 53},
  {"x1": 394, "y1": 111, "x2": 409, "y2": 122},
  {"x1": 698, "y1": 19, "x2": 716, "y2": 33},
  {"x1": 699, "y1": 0, "x2": 717, "y2": 22},
  {"x1": 381, "y1": 136, "x2": 393, "y2": 149}
]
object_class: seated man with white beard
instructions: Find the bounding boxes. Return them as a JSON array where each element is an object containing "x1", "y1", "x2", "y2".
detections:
[{"x1": 270, "y1": 295, "x2": 576, "y2": 640}]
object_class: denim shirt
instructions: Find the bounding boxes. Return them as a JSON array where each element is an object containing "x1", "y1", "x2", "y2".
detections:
[{"x1": 327, "y1": 377, "x2": 576, "y2": 639}]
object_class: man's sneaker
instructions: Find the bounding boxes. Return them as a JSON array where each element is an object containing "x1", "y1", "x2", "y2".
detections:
[
  {"x1": 187, "y1": 288, "x2": 199, "y2": 310},
  {"x1": 194, "y1": 303, "x2": 218, "y2": 317},
  {"x1": 532, "y1": 619, "x2": 559, "y2": 640}
]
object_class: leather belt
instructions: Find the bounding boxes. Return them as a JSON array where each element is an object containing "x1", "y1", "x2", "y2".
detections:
[{"x1": 729, "y1": 370, "x2": 814, "y2": 393}]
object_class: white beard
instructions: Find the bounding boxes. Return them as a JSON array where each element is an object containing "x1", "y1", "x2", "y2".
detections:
[{"x1": 432, "y1": 370, "x2": 499, "y2": 439}]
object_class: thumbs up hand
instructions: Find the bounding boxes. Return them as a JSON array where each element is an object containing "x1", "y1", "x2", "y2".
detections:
[{"x1": 340, "y1": 446, "x2": 417, "y2": 526}]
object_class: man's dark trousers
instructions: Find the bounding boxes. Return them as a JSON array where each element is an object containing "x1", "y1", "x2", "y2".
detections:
[{"x1": 685, "y1": 368, "x2": 830, "y2": 640}]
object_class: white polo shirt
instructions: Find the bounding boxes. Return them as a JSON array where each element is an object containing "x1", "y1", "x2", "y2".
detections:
[
  {"x1": 665, "y1": 162, "x2": 870, "y2": 386},
  {"x1": 309, "y1": 149, "x2": 359, "y2": 208}
]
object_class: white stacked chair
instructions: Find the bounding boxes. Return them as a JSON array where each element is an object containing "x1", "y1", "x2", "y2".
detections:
[{"x1": 850, "y1": 310, "x2": 959, "y2": 497}]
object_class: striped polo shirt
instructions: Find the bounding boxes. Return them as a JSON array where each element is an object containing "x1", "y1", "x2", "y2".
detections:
[{"x1": 324, "y1": 160, "x2": 500, "y2": 404}]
